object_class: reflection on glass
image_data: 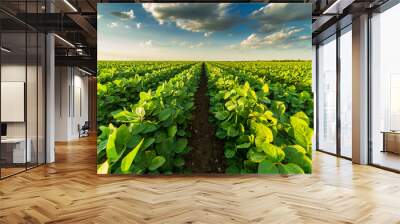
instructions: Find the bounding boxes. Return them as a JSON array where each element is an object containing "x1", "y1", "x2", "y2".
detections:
[
  {"x1": 27, "y1": 31, "x2": 38, "y2": 169},
  {"x1": 371, "y1": 3, "x2": 400, "y2": 171},
  {"x1": 340, "y1": 28, "x2": 352, "y2": 158},
  {"x1": 1, "y1": 32, "x2": 27, "y2": 177},
  {"x1": 318, "y1": 36, "x2": 337, "y2": 154}
]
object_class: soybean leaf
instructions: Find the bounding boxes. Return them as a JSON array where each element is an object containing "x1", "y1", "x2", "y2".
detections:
[
  {"x1": 215, "y1": 111, "x2": 229, "y2": 120},
  {"x1": 224, "y1": 148, "x2": 236, "y2": 159},
  {"x1": 226, "y1": 165, "x2": 240, "y2": 174},
  {"x1": 248, "y1": 149, "x2": 266, "y2": 163},
  {"x1": 106, "y1": 128, "x2": 119, "y2": 162},
  {"x1": 258, "y1": 160, "x2": 279, "y2": 174},
  {"x1": 97, "y1": 140, "x2": 107, "y2": 155},
  {"x1": 283, "y1": 145, "x2": 312, "y2": 173},
  {"x1": 278, "y1": 163, "x2": 304, "y2": 174},
  {"x1": 149, "y1": 156, "x2": 166, "y2": 171},
  {"x1": 159, "y1": 108, "x2": 173, "y2": 121},
  {"x1": 173, "y1": 157, "x2": 185, "y2": 167},
  {"x1": 97, "y1": 160, "x2": 109, "y2": 174},
  {"x1": 121, "y1": 138, "x2": 144, "y2": 173},
  {"x1": 290, "y1": 116, "x2": 313, "y2": 150},
  {"x1": 142, "y1": 138, "x2": 155, "y2": 151},
  {"x1": 175, "y1": 138, "x2": 188, "y2": 153},
  {"x1": 167, "y1": 125, "x2": 177, "y2": 137},
  {"x1": 256, "y1": 142, "x2": 285, "y2": 163}
]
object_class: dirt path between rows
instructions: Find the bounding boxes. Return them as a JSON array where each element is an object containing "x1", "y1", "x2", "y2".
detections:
[{"x1": 186, "y1": 63, "x2": 225, "y2": 173}]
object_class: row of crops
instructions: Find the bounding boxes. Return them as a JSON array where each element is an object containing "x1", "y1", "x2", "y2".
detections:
[{"x1": 97, "y1": 61, "x2": 313, "y2": 174}]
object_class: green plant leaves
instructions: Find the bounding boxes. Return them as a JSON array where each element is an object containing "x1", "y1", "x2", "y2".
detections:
[
  {"x1": 106, "y1": 126, "x2": 119, "y2": 162},
  {"x1": 224, "y1": 148, "x2": 236, "y2": 158},
  {"x1": 149, "y1": 156, "x2": 166, "y2": 171},
  {"x1": 248, "y1": 149, "x2": 266, "y2": 163},
  {"x1": 283, "y1": 145, "x2": 312, "y2": 173},
  {"x1": 98, "y1": 61, "x2": 313, "y2": 175},
  {"x1": 159, "y1": 108, "x2": 173, "y2": 121},
  {"x1": 256, "y1": 142, "x2": 285, "y2": 163},
  {"x1": 278, "y1": 163, "x2": 304, "y2": 174},
  {"x1": 168, "y1": 125, "x2": 177, "y2": 137},
  {"x1": 290, "y1": 116, "x2": 313, "y2": 151},
  {"x1": 215, "y1": 111, "x2": 229, "y2": 120},
  {"x1": 251, "y1": 122, "x2": 273, "y2": 147},
  {"x1": 225, "y1": 100, "x2": 237, "y2": 111},
  {"x1": 97, "y1": 160, "x2": 109, "y2": 174},
  {"x1": 226, "y1": 165, "x2": 240, "y2": 174},
  {"x1": 258, "y1": 160, "x2": 279, "y2": 174},
  {"x1": 173, "y1": 157, "x2": 185, "y2": 167},
  {"x1": 121, "y1": 138, "x2": 145, "y2": 173},
  {"x1": 175, "y1": 138, "x2": 188, "y2": 153}
]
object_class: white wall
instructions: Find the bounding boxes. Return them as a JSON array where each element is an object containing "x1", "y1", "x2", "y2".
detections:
[{"x1": 54, "y1": 67, "x2": 89, "y2": 141}]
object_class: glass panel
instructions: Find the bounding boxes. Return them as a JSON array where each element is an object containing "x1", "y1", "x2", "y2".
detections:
[
  {"x1": 371, "y1": 4, "x2": 400, "y2": 171},
  {"x1": 38, "y1": 32, "x2": 45, "y2": 165},
  {"x1": 340, "y1": 28, "x2": 352, "y2": 158},
  {"x1": 27, "y1": 31, "x2": 38, "y2": 169},
  {"x1": 1, "y1": 31, "x2": 27, "y2": 177},
  {"x1": 318, "y1": 36, "x2": 337, "y2": 154}
]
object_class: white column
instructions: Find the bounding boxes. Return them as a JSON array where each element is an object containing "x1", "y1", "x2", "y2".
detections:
[
  {"x1": 352, "y1": 14, "x2": 369, "y2": 164},
  {"x1": 46, "y1": 32, "x2": 55, "y2": 163}
]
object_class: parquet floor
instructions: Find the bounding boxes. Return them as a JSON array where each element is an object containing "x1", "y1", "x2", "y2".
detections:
[{"x1": 1, "y1": 136, "x2": 400, "y2": 224}]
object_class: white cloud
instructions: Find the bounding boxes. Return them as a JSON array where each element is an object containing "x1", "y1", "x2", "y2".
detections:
[
  {"x1": 204, "y1": 32, "x2": 212, "y2": 37},
  {"x1": 179, "y1": 42, "x2": 188, "y2": 47},
  {"x1": 263, "y1": 28, "x2": 302, "y2": 45},
  {"x1": 189, "y1": 42, "x2": 204, "y2": 48},
  {"x1": 240, "y1": 34, "x2": 260, "y2": 49},
  {"x1": 224, "y1": 44, "x2": 237, "y2": 50},
  {"x1": 136, "y1": 23, "x2": 142, "y2": 29},
  {"x1": 97, "y1": 14, "x2": 103, "y2": 19},
  {"x1": 142, "y1": 3, "x2": 240, "y2": 35},
  {"x1": 107, "y1": 22, "x2": 119, "y2": 28},
  {"x1": 227, "y1": 27, "x2": 306, "y2": 50},
  {"x1": 139, "y1": 40, "x2": 152, "y2": 47},
  {"x1": 124, "y1": 25, "x2": 131, "y2": 29},
  {"x1": 111, "y1": 9, "x2": 135, "y2": 20},
  {"x1": 251, "y1": 3, "x2": 311, "y2": 33}
]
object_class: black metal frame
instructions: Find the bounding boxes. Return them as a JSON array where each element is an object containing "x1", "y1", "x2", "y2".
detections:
[
  {"x1": 366, "y1": 1, "x2": 400, "y2": 173},
  {"x1": 0, "y1": 0, "x2": 48, "y2": 180},
  {"x1": 315, "y1": 0, "x2": 400, "y2": 171},
  {"x1": 315, "y1": 22, "x2": 353, "y2": 162}
]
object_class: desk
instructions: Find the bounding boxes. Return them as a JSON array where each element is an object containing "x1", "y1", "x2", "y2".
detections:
[
  {"x1": 1, "y1": 138, "x2": 31, "y2": 163},
  {"x1": 382, "y1": 131, "x2": 400, "y2": 154}
]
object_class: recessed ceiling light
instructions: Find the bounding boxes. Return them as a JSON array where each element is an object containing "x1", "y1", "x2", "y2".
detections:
[
  {"x1": 63, "y1": 0, "x2": 78, "y2": 12},
  {"x1": 1, "y1": 47, "x2": 11, "y2": 53},
  {"x1": 78, "y1": 67, "x2": 93, "y2": 76},
  {"x1": 54, "y1": 34, "x2": 75, "y2": 48}
]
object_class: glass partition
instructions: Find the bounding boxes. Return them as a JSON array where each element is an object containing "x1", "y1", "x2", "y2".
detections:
[
  {"x1": 0, "y1": 1, "x2": 46, "y2": 179},
  {"x1": 370, "y1": 3, "x2": 400, "y2": 171},
  {"x1": 339, "y1": 27, "x2": 352, "y2": 158},
  {"x1": 1, "y1": 31, "x2": 28, "y2": 177},
  {"x1": 317, "y1": 35, "x2": 337, "y2": 154}
]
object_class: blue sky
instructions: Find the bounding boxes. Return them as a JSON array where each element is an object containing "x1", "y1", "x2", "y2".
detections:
[{"x1": 98, "y1": 3, "x2": 311, "y2": 61}]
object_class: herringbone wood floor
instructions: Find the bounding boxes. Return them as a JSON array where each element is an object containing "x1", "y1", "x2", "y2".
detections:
[{"x1": 1, "y1": 136, "x2": 400, "y2": 224}]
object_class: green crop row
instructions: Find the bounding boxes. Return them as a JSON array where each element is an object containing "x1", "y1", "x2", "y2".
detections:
[
  {"x1": 206, "y1": 63, "x2": 313, "y2": 174},
  {"x1": 97, "y1": 63, "x2": 201, "y2": 174},
  {"x1": 215, "y1": 61, "x2": 312, "y2": 91},
  {"x1": 97, "y1": 63, "x2": 194, "y2": 126},
  {"x1": 213, "y1": 63, "x2": 313, "y2": 124},
  {"x1": 98, "y1": 61, "x2": 190, "y2": 83}
]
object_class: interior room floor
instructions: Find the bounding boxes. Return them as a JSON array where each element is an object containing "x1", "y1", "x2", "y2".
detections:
[
  {"x1": 0, "y1": 136, "x2": 400, "y2": 223},
  {"x1": 372, "y1": 150, "x2": 400, "y2": 171}
]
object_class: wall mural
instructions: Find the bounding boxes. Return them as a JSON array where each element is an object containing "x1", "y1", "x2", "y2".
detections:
[{"x1": 96, "y1": 3, "x2": 313, "y2": 175}]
